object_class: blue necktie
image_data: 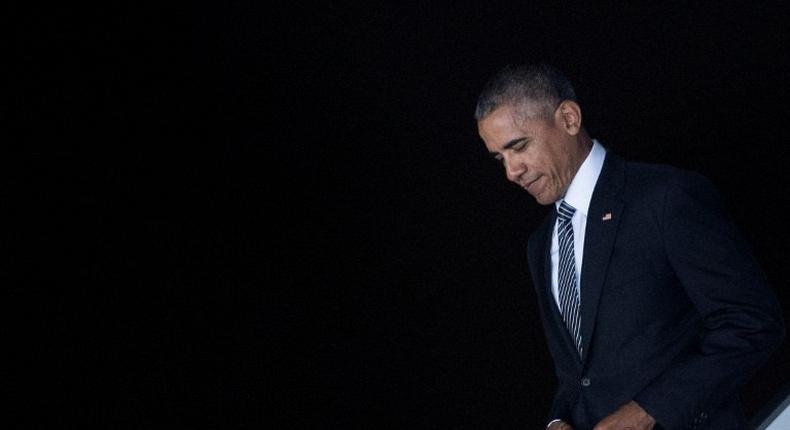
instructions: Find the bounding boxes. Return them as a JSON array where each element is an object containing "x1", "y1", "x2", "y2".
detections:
[{"x1": 557, "y1": 200, "x2": 583, "y2": 356}]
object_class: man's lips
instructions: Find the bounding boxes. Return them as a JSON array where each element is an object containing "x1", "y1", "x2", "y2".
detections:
[{"x1": 522, "y1": 176, "x2": 541, "y2": 191}]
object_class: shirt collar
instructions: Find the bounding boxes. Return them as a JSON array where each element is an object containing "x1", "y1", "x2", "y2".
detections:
[{"x1": 555, "y1": 139, "x2": 606, "y2": 217}]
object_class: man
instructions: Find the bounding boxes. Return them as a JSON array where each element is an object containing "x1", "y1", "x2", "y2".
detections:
[{"x1": 475, "y1": 64, "x2": 784, "y2": 430}]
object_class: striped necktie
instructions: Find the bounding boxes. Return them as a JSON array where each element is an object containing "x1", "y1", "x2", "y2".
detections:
[{"x1": 557, "y1": 200, "x2": 583, "y2": 356}]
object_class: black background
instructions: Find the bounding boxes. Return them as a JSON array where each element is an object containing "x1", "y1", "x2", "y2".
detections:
[{"x1": 10, "y1": 1, "x2": 790, "y2": 428}]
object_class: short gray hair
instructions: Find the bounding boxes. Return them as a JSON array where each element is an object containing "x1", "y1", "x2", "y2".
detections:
[{"x1": 474, "y1": 63, "x2": 577, "y2": 121}]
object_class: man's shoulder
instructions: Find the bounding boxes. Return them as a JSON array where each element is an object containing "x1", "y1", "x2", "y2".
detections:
[
  {"x1": 621, "y1": 157, "x2": 683, "y2": 180},
  {"x1": 616, "y1": 156, "x2": 712, "y2": 195}
]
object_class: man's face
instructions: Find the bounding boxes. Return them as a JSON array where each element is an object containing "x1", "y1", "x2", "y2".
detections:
[{"x1": 478, "y1": 103, "x2": 578, "y2": 205}]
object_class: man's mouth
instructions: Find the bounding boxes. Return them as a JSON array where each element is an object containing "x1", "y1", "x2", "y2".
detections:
[{"x1": 523, "y1": 176, "x2": 541, "y2": 191}]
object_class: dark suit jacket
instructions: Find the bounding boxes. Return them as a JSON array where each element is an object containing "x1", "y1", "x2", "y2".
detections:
[{"x1": 527, "y1": 152, "x2": 784, "y2": 430}]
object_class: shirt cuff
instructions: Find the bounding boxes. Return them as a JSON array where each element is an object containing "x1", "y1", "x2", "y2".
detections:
[{"x1": 546, "y1": 418, "x2": 563, "y2": 429}]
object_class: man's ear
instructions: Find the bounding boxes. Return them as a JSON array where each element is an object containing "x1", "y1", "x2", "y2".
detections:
[{"x1": 556, "y1": 100, "x2": 582, "y2": 136}]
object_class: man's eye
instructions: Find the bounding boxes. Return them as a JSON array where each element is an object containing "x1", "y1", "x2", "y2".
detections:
[{"x1": 513, "y1": 141, "x2": 528, "y2": 152}]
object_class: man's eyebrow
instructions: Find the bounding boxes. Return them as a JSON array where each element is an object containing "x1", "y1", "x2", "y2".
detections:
[{"x1": 488, "y1": 137, "x2": 528, "y2": 156}]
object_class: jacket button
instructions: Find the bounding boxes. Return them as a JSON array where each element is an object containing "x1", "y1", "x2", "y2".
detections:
[{"x1": 581, "y1": 377, "x2": 591, "y2": 387}]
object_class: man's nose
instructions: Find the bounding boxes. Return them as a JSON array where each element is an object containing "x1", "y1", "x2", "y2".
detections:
[{"x1": 504, "y1": 157, "x2": 524, "y2": 182}]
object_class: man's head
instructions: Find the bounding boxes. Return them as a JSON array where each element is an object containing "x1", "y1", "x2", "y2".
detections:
[{"x1": 476, "y1": 64, "x2": 592, "y2": 205}]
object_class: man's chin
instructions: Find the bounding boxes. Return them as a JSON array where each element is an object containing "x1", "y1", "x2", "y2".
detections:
[{"x1": 532, "y1": 193, "x2": 556, "y2": 206}]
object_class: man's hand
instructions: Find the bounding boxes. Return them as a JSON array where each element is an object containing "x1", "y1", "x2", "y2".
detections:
[
  {"x1": 546, "y1": 420, "x2": 573, "y2": 430},
  {"x1": 593, "y1": 401, "x2": 655, "y2": 430}
]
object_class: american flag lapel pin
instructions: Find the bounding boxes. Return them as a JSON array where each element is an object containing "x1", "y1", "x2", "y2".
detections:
[{"x1": 601, "y1": 212, "x2": 612, "y2": 221}]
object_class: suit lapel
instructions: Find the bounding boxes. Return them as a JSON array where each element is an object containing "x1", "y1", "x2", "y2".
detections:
[
  {"x1": 530, "y1": 210, "x2": 556, "y2": 323},
  {"x1": 579, "y1": 153, "x2": 625, "y2": 363}
]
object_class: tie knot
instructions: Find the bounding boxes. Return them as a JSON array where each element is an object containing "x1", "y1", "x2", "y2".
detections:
[{"x1": 557, "y1": 200, "x2": 576, "y2": 223}]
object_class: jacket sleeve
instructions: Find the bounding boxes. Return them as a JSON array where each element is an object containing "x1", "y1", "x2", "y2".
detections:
[
  {"x1": 633, "y1": 171, "x2": 785, "y2": 430},
  {"x1": 546, "y1": 380, "x2": 573, "y2": 425}
]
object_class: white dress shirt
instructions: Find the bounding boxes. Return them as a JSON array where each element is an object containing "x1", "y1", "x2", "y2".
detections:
[{"x1": 549, "y1": 140, "x2": 606, "y2": 309}]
